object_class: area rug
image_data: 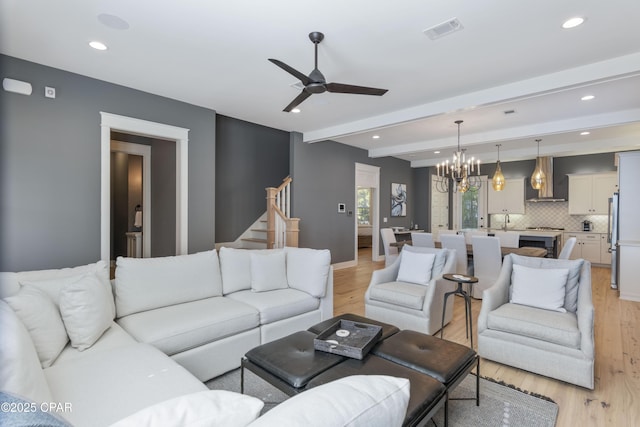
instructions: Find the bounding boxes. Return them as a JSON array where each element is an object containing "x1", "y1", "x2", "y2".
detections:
[{"x1": 206, "y1": 370, "x2": 558, "y2": 426}]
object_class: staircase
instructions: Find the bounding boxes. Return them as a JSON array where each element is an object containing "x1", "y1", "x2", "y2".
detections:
[{"x1": 236, "y1": 176, "x2": 299, "y2": 249}]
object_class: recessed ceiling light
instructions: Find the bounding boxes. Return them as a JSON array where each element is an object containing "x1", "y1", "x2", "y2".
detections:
[
  {"x1": 580, "y1": 131, "x2": 591, "y2": 136},
  {"x1": 562, "y1": 17, "x2": 585, "y2": 29},
  {"x1": 89, "y1": 41, "x2": 108, "y2": 51},
  {"x1": 581, "y1": 95, "x2": 595, "y2": 101},
  {"x1": 434, "y1": 151, "x2": 441, "y2": 154},
  {"x1": 291, "y1": 108, "x2": 301, "y2": 113},
  {"x1": 372, "y1": 135, "x2": 380, "y2": 139}
]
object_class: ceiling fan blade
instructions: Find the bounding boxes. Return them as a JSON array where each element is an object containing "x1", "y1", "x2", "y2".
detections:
[
  {"x1": 268, "y1": 59, "x2": 311, "y2": 86},
  {"x1": 283, "y1": 91, "x2": 312, "y2": 112},
  {"x1": 326, "y1": 82, "x2": 388, "y2": 96}
]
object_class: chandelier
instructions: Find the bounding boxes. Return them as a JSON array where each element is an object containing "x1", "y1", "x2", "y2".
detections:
[
  {"x1": 530, "y1": 138, "x2": 546, "y2": 190},
  {"x1": 435, "y1": 120, "x2": 481, "y2": 193}
]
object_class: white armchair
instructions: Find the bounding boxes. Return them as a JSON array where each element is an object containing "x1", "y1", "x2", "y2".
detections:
[
  {"x1": 364, "y1": 245, "x2": 456, "y2": 335},
  {"x1": 477, "y1": 254, "x2": 594, "y2": 389}
]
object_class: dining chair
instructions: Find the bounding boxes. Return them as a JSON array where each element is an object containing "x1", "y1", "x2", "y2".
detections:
[
  {"x1": 463, "y1": 229, "x2": 488, "y2": 245},
  {"x1": 380, "y1": 228, "x2": 399, "y2": 267},
  {"x1": 411, "y1": 232, "x2": 435, "y2": 248},
  {"x1": 492, "y1": 230, "x2": 520, "y2": 248},
  {"x1": 434, "y1": 229, "x2": 458, "y2": 242},
  {"x1": 440, "y1": 234, "x2": 472, "y2": 276},
  {"x1": 558, "y1": 237, "x2": 577, "y2": 259},
  {"x1": 471, "y1": 236, "x2": 502, "y2": 299}
]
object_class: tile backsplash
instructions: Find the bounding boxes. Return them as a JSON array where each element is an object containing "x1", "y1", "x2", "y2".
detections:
[{"x1": 489, "y1": 202, "x2": 609, "y2": 233}]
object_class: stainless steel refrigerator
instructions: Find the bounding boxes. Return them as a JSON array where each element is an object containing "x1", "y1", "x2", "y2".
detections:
[{"x1": 608, "y1": 193, "x2": 619, "y2": 289}]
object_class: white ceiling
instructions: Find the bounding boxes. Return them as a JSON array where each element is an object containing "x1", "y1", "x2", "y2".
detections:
[{"x1": 2, "y1": 0, "x2": 640, "y2": 167}]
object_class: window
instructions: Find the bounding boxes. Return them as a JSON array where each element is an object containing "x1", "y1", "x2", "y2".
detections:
[
  {"x1": 453, "y1": 177, "x2": 488, "y2": 230},
  {"x1": 357, "y1": 188, "x2": 372, "y2": 224}
]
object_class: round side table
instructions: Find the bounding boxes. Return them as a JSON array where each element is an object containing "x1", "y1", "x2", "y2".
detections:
[{"x1": 441, "y1": 273, "x2": 479, "y2": 349}]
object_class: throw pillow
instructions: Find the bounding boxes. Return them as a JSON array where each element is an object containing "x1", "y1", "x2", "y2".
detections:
[
  {"x1": 285, "y1": 247, "x2": 331, "y2": 298},
  {"x1": 4, "y1": 285, "x2": 69, "y2": 368},
  {"x1": 510, "y1": 264, "x2": 569, "y2": 312},
  {"x1": 219, "y1": 247, "x2": 252, "y2": 294},
  {"x1": 250, "y1": 251, "x2": 288, "y2": 292},
  {"x1": 0, "y1": 300, "x2": 54, "y2": 404},
  {"x1": 396, "y1": 251, "x2": 436, "y2": 285},
  {"x1": 249, "y1": 375, "x2": 410, "y2": 427},
  {"x1": 110, "y1": 390, "x2": 263, "y2": 427},
  {"x1": 59, "y1": 274, "x2": 113, "y2": 351},
  {"x1": 510, "y1": 254, "x2": 584, "y2": 312}
]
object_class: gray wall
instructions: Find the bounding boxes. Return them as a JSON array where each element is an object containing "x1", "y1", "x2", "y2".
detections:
[
  {"x1": 290, "y1": 133, "x2": 413, "y2": 263},
  {"x1": 0, "y1": 54, "x2": 216, "y2": 272},
  {"x1": 215, "y1": 115, "x2": 289, "y2": 242}
]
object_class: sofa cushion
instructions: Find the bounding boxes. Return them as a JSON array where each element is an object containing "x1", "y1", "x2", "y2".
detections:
[
  {"x1": 220, "y1": 247, "x2": 252, "y2": 294},
  {"x1": 250, "y1": 251, "x2": 288, "y2": 292},
  {"x1": 4, "y1": 285, "x2": 68, "y2": 367},
  {"x1": 509, "y1": 254, "x2": 584, "y2": 313},
  {"x1": 397, "y1": 251, "x2": 435, "y2": 285},
  {"x1": 54, "y1": 322, "x2": 137, "y2": 365},
  {"x1": 110, "y1": 390, "x2": 263, "y2": 427},
  {"x1": 249, "y1": 375, "x2": 410, "y2": 427},
  {"x1": 44, "y1": 344, "x2": 207, "y2": 427},
  {"x1": 226, "y1": 289, "x2": 320, "y2": 324},
  {"x1": 1, "y1": 260, "x2": 116, "y2": 319},
  {"x1": 115, "y1": 250, "x2": 223, "y2": 317},
  {"x1": 510, "y1": 264, "x2": 569, "y2": 313},
  {"x1": 487, "y1": 303, "x2": 581, "y2": 349},
  {"x1": 59, "y1": 274, "x2": 114, "y2": 351},
  {"x1": 0, "y1": 300, "x2": 53, "y2": 404},
  {"x1": 117, "y1": 297, "x2": 259, "y2": 356},
  {"x1": 285, "y1": 247, "x2": 331, "y2": 298},
  {"x1": 368, "y1": 281, "x2": 428, "y2": 310}
]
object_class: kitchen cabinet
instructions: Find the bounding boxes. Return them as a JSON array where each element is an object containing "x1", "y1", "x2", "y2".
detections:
[
  {"x1": 488, "y1": 178, "x2": 525, "y2": 214},
  {"x1": 568, "y1": 173, "x2": 617, "y2": 215},
  {"x1": 563, "y1": 232, "x2": 605, "y2": 264}
]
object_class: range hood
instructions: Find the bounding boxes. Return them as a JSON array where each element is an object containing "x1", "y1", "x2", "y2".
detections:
[{"x1": 526, "y1": 156, "x2": 566, "y2": 202}]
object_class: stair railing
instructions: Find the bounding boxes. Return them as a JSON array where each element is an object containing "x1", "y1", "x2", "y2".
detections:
[{"x1": 266, "y1": 177, "x2": 300, "y2": 248}]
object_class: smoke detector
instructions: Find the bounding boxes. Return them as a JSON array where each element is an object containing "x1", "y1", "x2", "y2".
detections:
[{"x1": 423, "y1": 18, "x2": 464, "y2": 40}]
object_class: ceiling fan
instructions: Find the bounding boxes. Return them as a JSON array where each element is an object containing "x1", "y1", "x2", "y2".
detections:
[{"x1": 269, "y1": 31, "x2": 388, "y2": 112}]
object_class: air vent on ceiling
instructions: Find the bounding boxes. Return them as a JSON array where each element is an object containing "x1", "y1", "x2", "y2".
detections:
[
  {"x1": 423, "y1": 18, "x2": 464, "y2": 40},
  {"x1": 503, "y1": 109, "x2": 517, "y2": 115}
]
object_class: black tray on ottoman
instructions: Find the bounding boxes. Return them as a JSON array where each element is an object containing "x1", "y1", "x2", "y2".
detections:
[{"x1": 314, "y1": 319, "x2": 382, "y2": 360}]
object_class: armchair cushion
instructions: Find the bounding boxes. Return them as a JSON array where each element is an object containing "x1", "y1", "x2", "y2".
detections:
[
  {"x1": 397, "y1": 251, "x2": 435, "y2": 286},
  {"x1": 368, "y1": 281, "x2": 427, "y2": 310},
  {"x1": 487, "y1": 303, "x2": 581, "y2": 349},
  {"x1": 510, "y1": 265, "x2": 569, "y2": 313},
  {"x1": 509, "y1": 254, "x2": 583, "y2": 313}
]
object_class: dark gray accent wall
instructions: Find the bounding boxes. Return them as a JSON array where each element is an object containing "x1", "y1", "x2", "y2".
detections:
[
  {"x1": 0, "y1": 54, "x2": 216, "y2": 272},
  {"x1": 412, "y1": 168, "x2": 430, "y2": 231},
  {"x1": 215, "y1": 115, "x2": 290, "y2": 242},
  {"x1": 290, "y1": 133, "x2": 413, "y2": 263}
]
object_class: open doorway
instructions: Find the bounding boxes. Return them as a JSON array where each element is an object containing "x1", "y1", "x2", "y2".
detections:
[
  {"x1": 110, "y1": 141, "x2": 150, "y2": 260},
  {"x1": 355, "y1": 163, "x2": 381, "y2": 263},
  {"x1": 100, "y1": 113, "x2": 189, "y2": 264}
]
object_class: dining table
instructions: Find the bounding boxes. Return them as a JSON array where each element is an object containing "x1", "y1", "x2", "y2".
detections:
[{"x1": 391, "y1": 240, "x2": 548, "y2": 258}]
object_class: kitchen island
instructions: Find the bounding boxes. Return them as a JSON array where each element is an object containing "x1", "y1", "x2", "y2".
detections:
[{"x1": 482, "y1": 228, "x2": 563, "y2": 258}]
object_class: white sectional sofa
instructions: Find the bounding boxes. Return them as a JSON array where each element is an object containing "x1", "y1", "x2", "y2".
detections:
[{"x1": 2, "y1": 247, "x2": 414, "y2": 427}]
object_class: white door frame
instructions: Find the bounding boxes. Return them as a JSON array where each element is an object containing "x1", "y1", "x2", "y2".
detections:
[
  {"x1": 100, "y1": 112, "x2": 189, "y2": 261},
  {"x1": 355, "y1": 163, "x2": 381, "y2": 262},
  {"x1": 110, "y1": 141, "x2": 152, "y2": 258}
]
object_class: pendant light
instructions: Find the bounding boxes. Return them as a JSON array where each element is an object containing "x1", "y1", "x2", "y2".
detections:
[
  {"x1": 530, "y1": 138, "x2": 546, "y2": 190},
  {"x1": 492, "y1": 144, "x2": 506, "y2": 191}
]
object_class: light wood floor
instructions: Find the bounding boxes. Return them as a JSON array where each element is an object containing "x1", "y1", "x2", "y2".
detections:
[{"x1": 334, "y1": 248, "x2": 640, "y2": 427}]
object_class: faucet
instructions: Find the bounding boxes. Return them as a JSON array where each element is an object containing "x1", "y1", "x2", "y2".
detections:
[{"x1": 503, "y1": 213, "x2": 510, "y2": 231}]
